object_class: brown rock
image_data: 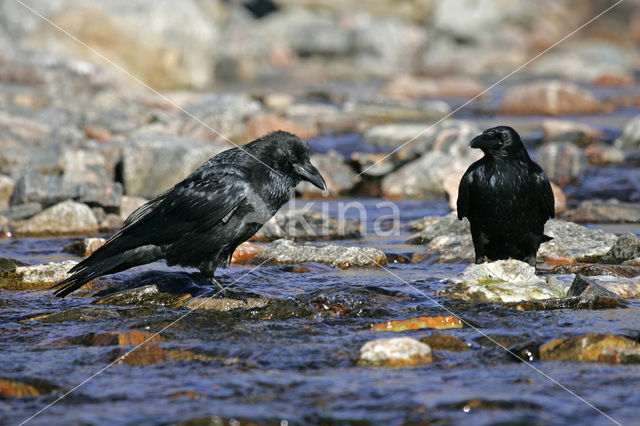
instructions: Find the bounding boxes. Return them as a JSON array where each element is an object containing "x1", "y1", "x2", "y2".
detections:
[
  {"x1": 541, "y1": 119, "x2": 602, "y2": 144},
  {"x1": 381, "y1": 74, "x2": 484, "y2": 99},
  {"x1": 502, "y1": 81, "x2": 610, "y2": 115},
  {"x1": 114, "y1": 344, "x2": 168, "y2": 366},
  {"x1": 230, "y1": 242, "x2": 262, "y2": 265},
  {"x1": 245, "y1": 114, "x2": 317, "y2": 140},
  {"x1": 536, "y1": 142, "x2": 587, "y2": 186},
  {"x1": 540, "y1": 334, "x2": 637, "y2": 362},
  {"x1": 371, "y1": 315, "x2": 463, "y2": 332},
  {"x1": 0, "y1": 175, "x2": 14, "y2": 210},
  {"x1": 261, "y1": 93, "x2": 295, "y2": 112},
  {"x1": 0, "y1": 377, "x2": 57, "y2": 397},
  {"x1": 419, "y1": 333, "x2": 469, "y2": 351},
  {"x1": 599, "y1": 346, "x2": 640, "y2": 365},
  {"x1": 63, "y1": 237, "x2": 107, "y2": 257},
  {"x1": 84, "y1": 124, "x2": 112, "y2": 141},
  {"x1": 584, "y1": 144, "x2": 625, "y2": 165}
]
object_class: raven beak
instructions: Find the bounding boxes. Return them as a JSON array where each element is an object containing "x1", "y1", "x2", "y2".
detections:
[
  {"x1": 295, "y1": 162, "x2": 327, "y2": 190},
  {"x1": 469, "y1": 134, "x2": 500, "y2": 151}
]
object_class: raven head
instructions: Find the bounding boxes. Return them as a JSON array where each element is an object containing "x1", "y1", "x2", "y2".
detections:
[
  {"x1": 469, "y1": 126, "x2": 528, "y2": 159},
  {"x1": 265, "y1": 131, "x2": 327, "y2": 190}
]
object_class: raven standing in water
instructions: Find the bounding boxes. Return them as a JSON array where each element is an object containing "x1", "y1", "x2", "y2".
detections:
[
  {"x1": 457, "y1": 126, "x2": 554, "y2": 266},
  {"x1": 52, "y1": 131, "x2": 326, "y2": 297}
]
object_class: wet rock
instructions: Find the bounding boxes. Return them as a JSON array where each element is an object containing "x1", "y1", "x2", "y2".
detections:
[
  {"x1": 548, "y1": 263, "x2": 640, "y2": 279},
  {"x1": 9, "y1": 173, "x2": 123, "y2": 211},
  {"x1": 0, "y1": 257, "x2": 27, "y2": 271},
  {"x1": 112, "y1": 344, "x2": 168, "y2": 366},
  {"x1": 63, "y1": 237, "x2": 107, "y2": 257},
  {"x1": 93, "y1": 285, "x2": 192, "y2": 308},
  {"x1": 230, "y1": 242, "x2": 263, "y2": 265},
  {"x1": 419, "y1": 333, "x2": 470, "y2": 351},
  {"x1": 541, "y1": 119, "x2": 602, "y2": 145},
  {"x1": 406, "y1": 213, "x2": 470, "y2": 244},
  {"x1": 0, "y1": 0, "x2": 220, "y2": 89},
  {"x1": 0, "y1": 175, "x2": 14, "y2": 210},
  {"x1": 0, "y1": 260, "x2": 76, "y2": 290},
  {"x1": 11, "y1": 200, "x2": 98, "y2": 236},
  {"x1": 615, "y1": 115, "x2": 640, "y2": 149},
  {"x1": 584, "y1": 144, "x2": 625, "y2": 166},
  {"x1": 564, "y1": 201, "x2": 640, "y2": 224},
  {"x1": 571, "y1": 275, "x2": 640, "y2": 299},
  {"x1": 600, "y1": 233, "x2": 640, "y2": 264},
  {"x1": 382, "y1": 152, "x2": 471, "y2": 198},
  {"x1": 501, "y1": 81, "x2": 608, "y2": 115},
  {"x1": 566, "y1": 275, "x2": 624, "y2": 299},
  {"x1": 254, "y1": 209, "x2": 361, "y2": 242},
  {"x1": 381, "y1": 74, "x2": 484, "y2": 100},
  {"x1": 119, "y1": 195, "x2": 148, "y2": 220},
  {"x1": 538, "y1": 220, "x2": 618, "y2": 264},
  {"x1": 371, "y1": 315, "x2": 463, "y2": 332},
  {"x1": 344, "y1": 96, "x2": 449, "y2": 123},
  {"x1": 535, "y1": 142, "x2": 587, "y2": 186},
  {"x1": 185, "y1": 296, "x2": 270, "y2": 312},
  {"x1": 506, "y1": 296, "x2": 626, "y2": 311},
  {"x1": 56, "y1": 330, "x2": 165, "y2": 347},
  {"x1": 599, "y1": 346, "x2": 640, "y2": 365},
  {"x1": 245, "y1": 113, "x2": 317, "y2": 140},
  {"x1": 0, "y1": 202, "x2": 42, "y2": 220},
  {"x1": 424, "y1": 234, "x2": 475, "y2": 264},
  {"x1": 122, "y1": 133, "x2": 228, "y2": 198},
  {"x1": 356, "y1": 337, "x2": 433, "y2": 367},
  {"x1": 253, "y1": 239, "x2": 387, "y2": 268},
  {"x1": 441, "y1": 259, "x2": 566, "y2": 303},
  {"x1": 0, "y1": 377, "x2": 58, "y2": 397},
  {"x1": 296, "y1": 150, "x2": 360, "y2": 196},
  {"x1": 540, "y1": 334, "x2": 637, "y2": 362},
  {"x1": 24, "y1": 306, "x2": 124, "y2": 323}
]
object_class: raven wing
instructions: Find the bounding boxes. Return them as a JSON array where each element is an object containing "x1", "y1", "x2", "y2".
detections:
[
  {"x1": 531, "y1": 163, "x2": 555, "y2": 219},
  {"x1": 457, "y1": 167, "x2": 475, "y2": 220},
  {"x1": 88, "y1": 166, "x2": 250, "y2": 261}
]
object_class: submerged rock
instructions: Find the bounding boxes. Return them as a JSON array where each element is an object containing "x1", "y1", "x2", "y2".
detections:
[
  {"x1": 441, "y1": 259, "x2": 566, "y2": 303},
  {"x1": 254, "y1": 209, "x2": 361, "y2": 242},
  {"x1": 599, "y1": 346, "x2": 640, "y2": 365},
  {"x1": 0, "y1": 377, "x2": 58, "y2": 397},
  {"x1": 356, "y1": 337, "x2": 433, "y2": 367},
  {"x1": 0, "y1": 260, "x2": 76, "y2": 290},
  {"x1": 112, "y1": 344, "x2": 168, "y2": 366},
  {"x1": 406, "y1": 212, "x2": 470, "y2": 244},
  {"x1": 538, "y1": 220, "x2": 618, "y2": 264},
  {"x1": 548, "y1": 263, "x2": 640, "y2": 278},
  {"x1": 563, "y1": 201, "x2": 640, "y2": 223},
  {"x1": 540, "y1": 334, "x2": 637, "y2": 362},
  {"x1": 11, "y1": 200, "x2": 98, "y2": 236},
  {"x1": 371, "y1": 315, "x2": 463, "y2": 332},
  {"x1": 419, "y1": 333, "x2": 470, "y2": 352},
  {"x1": 54, "y1": 330, "x2": 165, "y2": 347},
  {"x1": 253, "y1": 239, "x2": 387, "y2": 268},
  {"x1": 93, "y1": 285, "x2": 192, "y2": 308}
]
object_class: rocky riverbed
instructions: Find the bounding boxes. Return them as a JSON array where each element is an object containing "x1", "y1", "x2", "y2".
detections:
[{"x1": 2, "y1": 0, "x2": 640, "y2": 424}]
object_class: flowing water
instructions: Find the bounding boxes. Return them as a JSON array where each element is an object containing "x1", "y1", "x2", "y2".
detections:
[{"x1": 1, "y1": 195, "x2": 640, "y2": 426}]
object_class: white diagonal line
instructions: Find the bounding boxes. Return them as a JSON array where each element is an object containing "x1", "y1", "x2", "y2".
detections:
[
  {"x1": 18, "y1": 258, "x2": 274, "y2": 426},
  {"x1": 12, "y1": 0, "x2": 284, "y2": 179},
  {"x1": 357, "y1": 0, "x2": 625, "y2": 177},
  {"x1": 372, "y1": 259, "x2": 622, "y2": 426}
]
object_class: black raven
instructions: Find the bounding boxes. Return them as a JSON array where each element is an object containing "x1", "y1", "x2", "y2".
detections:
[
  {"x1": 51, "y1": 131, "x2": 326, "y2": 297},
  {"x1": 457, "y1": 126, "x2": 554, "y2": 266}
]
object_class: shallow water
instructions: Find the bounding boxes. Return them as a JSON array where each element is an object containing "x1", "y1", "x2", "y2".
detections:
[{"x1": 1, "y1": 197, "x2": 640, "y2": 426}]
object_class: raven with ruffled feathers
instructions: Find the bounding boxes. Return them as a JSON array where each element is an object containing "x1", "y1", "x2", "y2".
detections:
[
  {"x1": 52, "y1": 131, "x2": 326, "y2": 297},
  {"x1": 457, "y1": 126, "x2": 554, "y2": 266}
]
